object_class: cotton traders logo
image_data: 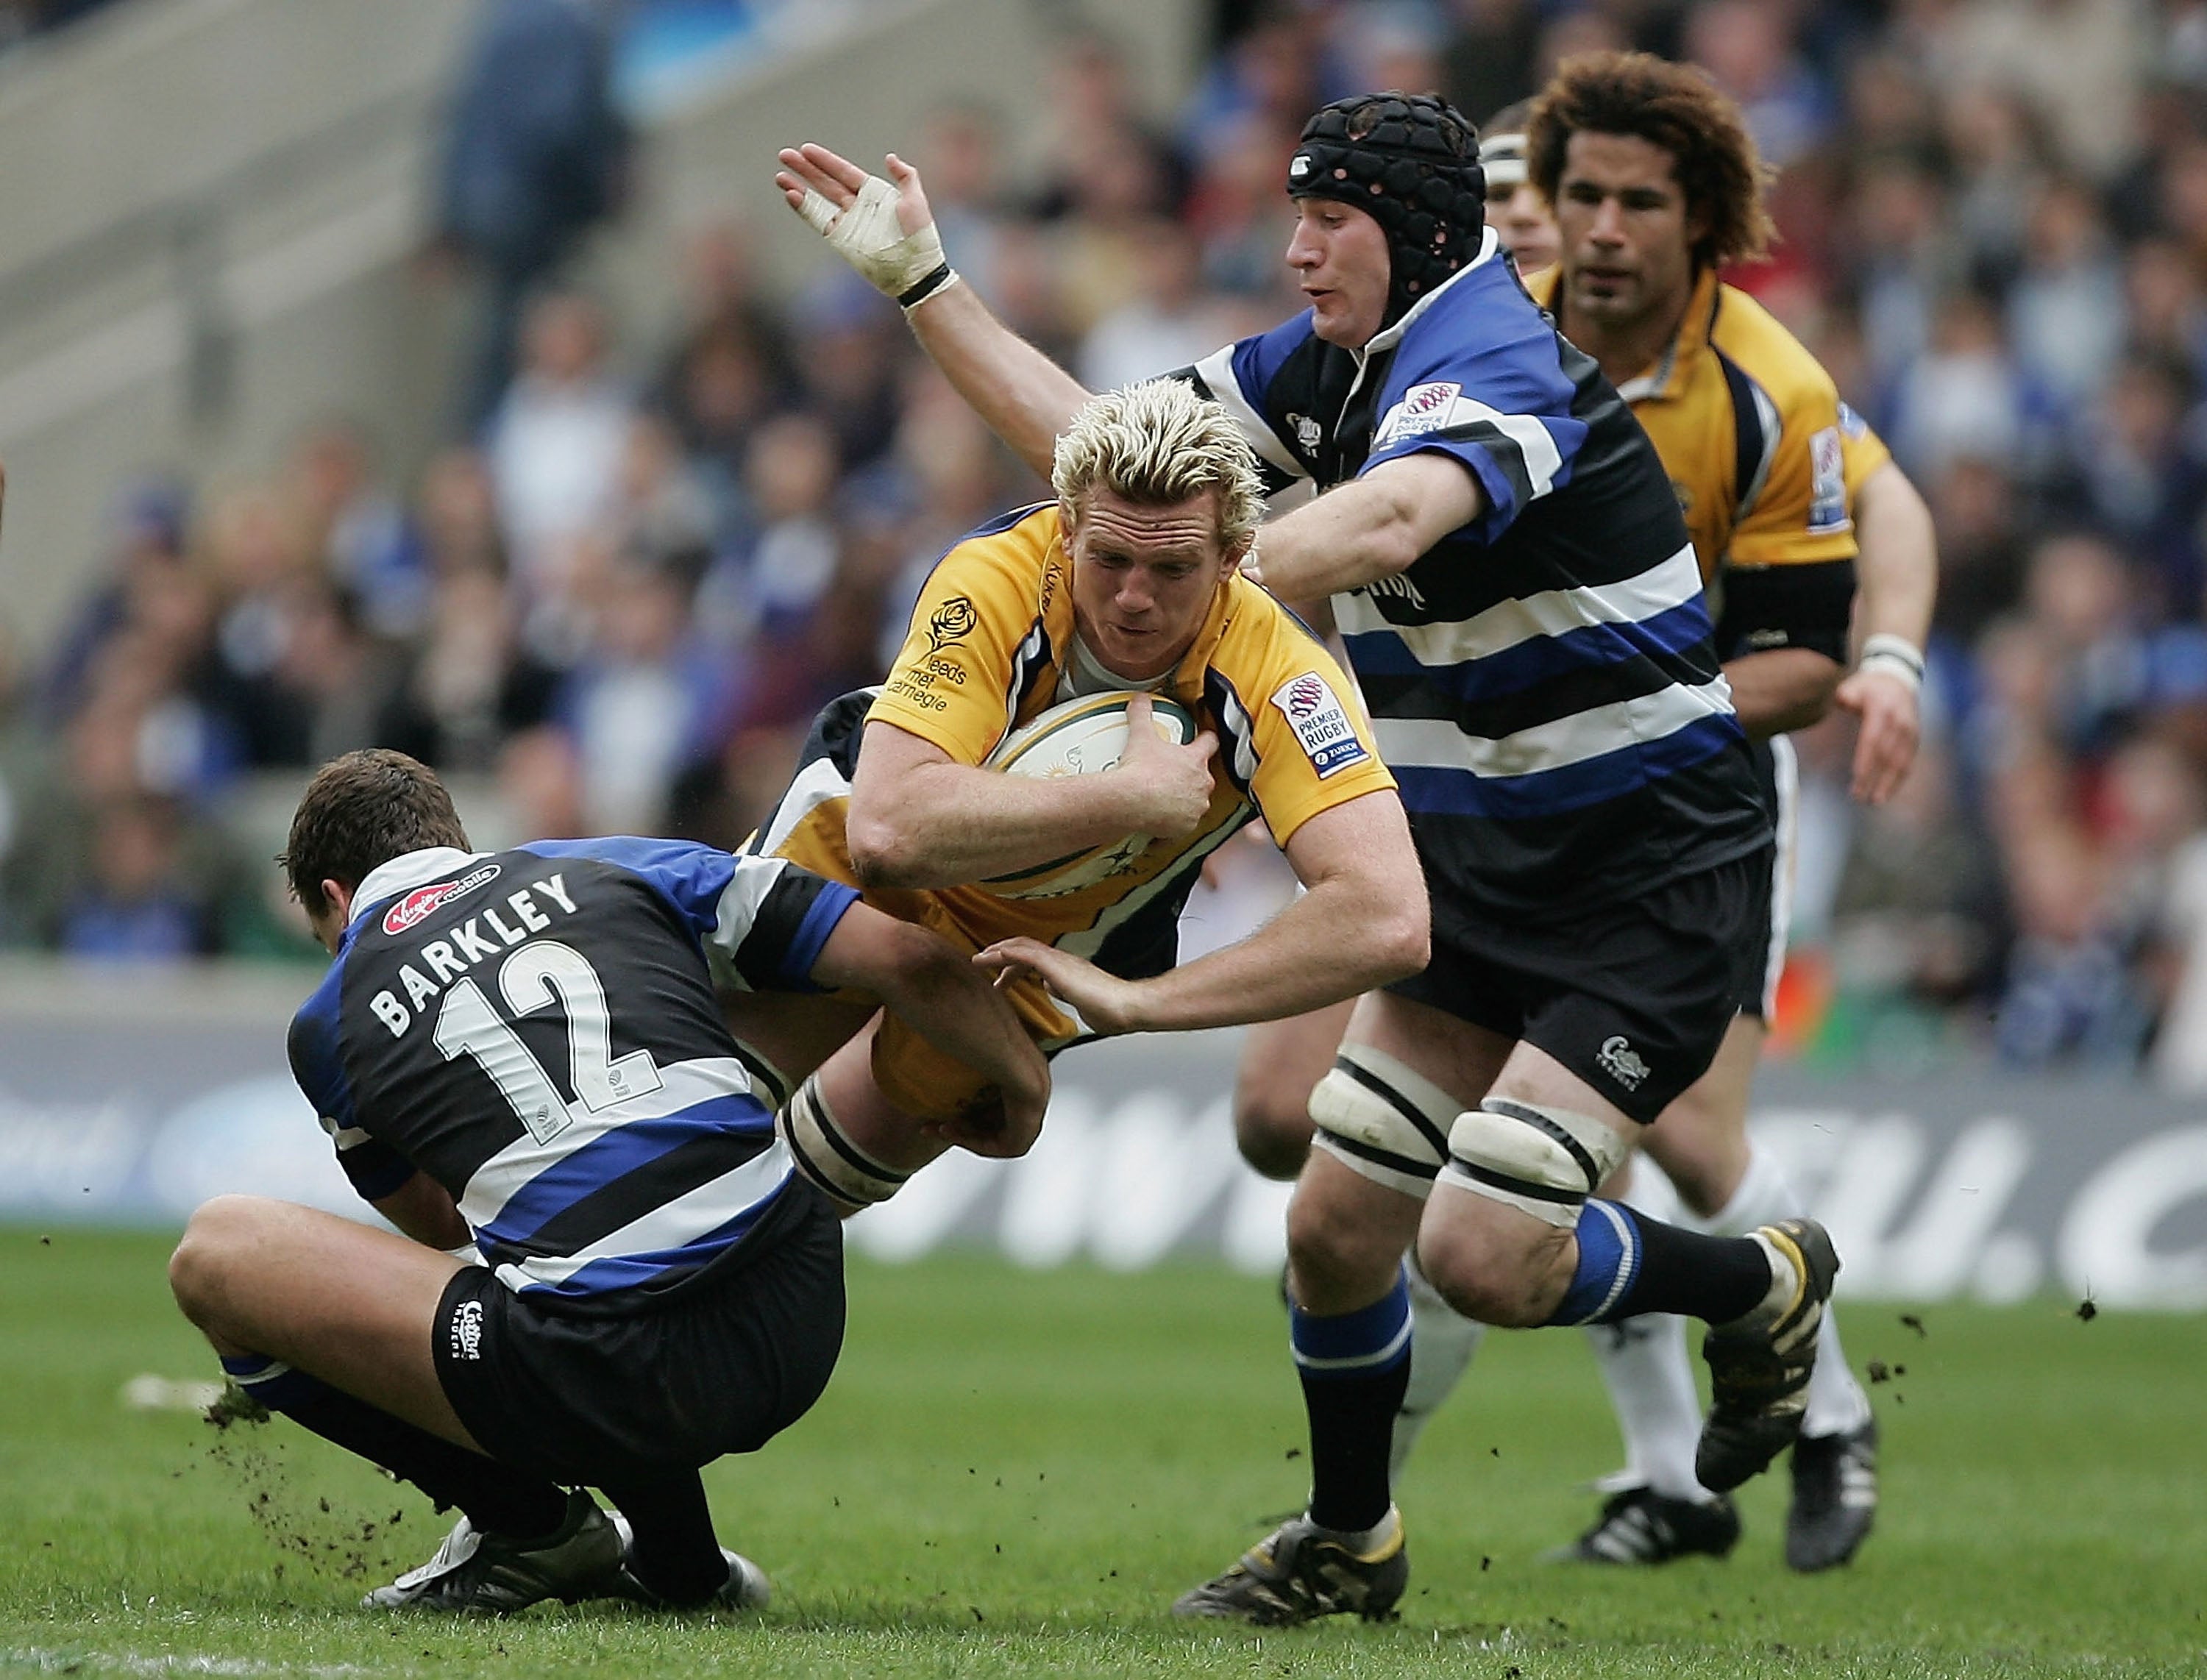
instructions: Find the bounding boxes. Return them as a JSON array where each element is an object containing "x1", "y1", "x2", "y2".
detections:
[
  {"x1": 928, "y1": 596, "x2": 978, "y2": 651},
  {"x1": 382, "y1": 864, "x2": 501, "y2": 936},
  {"x1": 448, "y1": 1299, "x2": 485, "y2": 1361},
  {"x1": 1597, "y1": 1034, "x2": 1650, "y2": 1092}
]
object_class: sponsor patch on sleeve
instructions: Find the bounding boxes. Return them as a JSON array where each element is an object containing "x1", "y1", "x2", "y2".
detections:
[
  {"x1": 1269, "y1": 672, "x2": 1371, "y2": 779},
  {"x1": 1806, "y1": 426, "x2": 1849, "y2": 535},
  {"x1": 1373, "y1": 380, "x2": 1463, "y2": 447}
]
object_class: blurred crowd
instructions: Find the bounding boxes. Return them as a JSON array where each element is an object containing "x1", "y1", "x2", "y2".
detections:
[{"x1": 17, "y1": 0, "x2": 2207, "y2": 1086}]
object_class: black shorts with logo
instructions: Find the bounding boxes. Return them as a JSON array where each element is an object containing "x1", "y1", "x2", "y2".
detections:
[
  {"x1": 431, "y1": 1181, "x2": 845, "y2": 1488},
  {"x1": 1390, "y1": 847, "x2": 1774, "y2": 1125}
]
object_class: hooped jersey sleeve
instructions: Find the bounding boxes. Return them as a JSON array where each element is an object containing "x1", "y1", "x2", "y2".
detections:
[
  {"x1": 288, "y1": 970, "x2": 415, "y2": 1201},
  {"x1": 1362, "y1": 305, "x2": 1589, "y2": 546},
  {"x1": 867, "y1": 505, "x2": 1058, "y2": 764},
  {"x1": 1185, "y1": 321, "x2": 1320, "y2": 494},
  {"x1": 516, "y1": 837, "x2": 859, "y2": 994}
]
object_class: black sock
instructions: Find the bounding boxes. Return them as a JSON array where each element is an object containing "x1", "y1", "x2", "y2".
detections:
[
  {"x1": 221, "y1": 1355, "x2": 569, "y2": 1537},
  {"x1": 1543, "y1": 1203, "x2": 1774, "y2": 1328},
  {"x1": 600, "y1": 1471, "x2": 728, "y2": 1606},
  {"x1": 1290, "y1": 1278, "x2": 1412, "y2": 1535}
]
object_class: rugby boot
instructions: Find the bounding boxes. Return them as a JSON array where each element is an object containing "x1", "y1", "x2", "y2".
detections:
[
  {"x1": 1172, "y1": 1508, "x2": 1407, "y2": 1626},
  {"x1": 1696, "y1": 1218, "x2": 1841, "y2": 1493},
  {"x1": 1786, "y1": 1417, "x2": 1879, "y2": 1572},
  {"x1": 608, "y1": 1510, "x2": 772, "y2": 1611},
  {"x1": 1542, "y1": 1485, "x2": 1741, "y2": 1565},
  {"x1": 363, "y1": 1489, "x2": 627, "y2": 1612}
]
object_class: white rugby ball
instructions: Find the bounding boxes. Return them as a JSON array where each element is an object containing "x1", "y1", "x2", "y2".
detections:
[{"x1": 978, "y1": 691, "x2": 1198, "y2": 900}]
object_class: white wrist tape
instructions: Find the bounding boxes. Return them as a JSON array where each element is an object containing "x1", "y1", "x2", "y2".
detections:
[
  {"x1": 1856, "y1": 633, "x2": 1925, "y2": 694},
  {"x1": 795, "y1": 175, "x2": 948, "y2": 300}
]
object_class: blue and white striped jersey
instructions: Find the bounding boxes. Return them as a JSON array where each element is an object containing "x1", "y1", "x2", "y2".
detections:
[
  {"x1": 288, "y1": 839, "x2": 858, "y2": 1309},
  {"x1": 1184, "y1": 228, "x2": 1771, "y2": 920}
]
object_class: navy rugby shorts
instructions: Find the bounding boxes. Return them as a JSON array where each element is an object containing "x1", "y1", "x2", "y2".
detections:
[
  {"x1": 1390, "y1": 845, "x2": 1774, "y2": 1125},
  {"x1": 431, "y1": 1181, "x2": 845, "y2": 1487}
]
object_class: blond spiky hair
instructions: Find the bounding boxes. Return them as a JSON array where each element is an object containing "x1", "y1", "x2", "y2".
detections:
[{"x1": 1051, "y1": 379, "x2": 1265, "y2": 550}]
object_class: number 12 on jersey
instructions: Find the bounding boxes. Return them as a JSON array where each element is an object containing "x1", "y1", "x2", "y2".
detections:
[{"x1": 433, "y1": 940, "x2": 664, "y2": 1144}]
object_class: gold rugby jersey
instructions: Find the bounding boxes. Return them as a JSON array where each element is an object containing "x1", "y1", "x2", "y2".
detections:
[
  {"x1": 750, "y1": 500, "x2": 1396, "y2": 1117},
  {"x1": 1527, "y1": 265, "x2": 1869, "y2": 662}
]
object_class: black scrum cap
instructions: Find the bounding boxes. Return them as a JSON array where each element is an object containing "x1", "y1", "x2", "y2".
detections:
[{"x1": 1287, "y1": 93, "x2": 1486, "y2": 327}]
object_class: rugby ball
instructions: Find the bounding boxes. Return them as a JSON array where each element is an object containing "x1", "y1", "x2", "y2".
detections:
[{"x1": 977, "y1": 692, "x2": 1198, "y2": 900}]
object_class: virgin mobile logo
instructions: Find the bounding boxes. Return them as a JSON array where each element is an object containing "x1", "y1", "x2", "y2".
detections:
[{"x1": 383, "y1": 864, "x2": 501, "y2": 936}]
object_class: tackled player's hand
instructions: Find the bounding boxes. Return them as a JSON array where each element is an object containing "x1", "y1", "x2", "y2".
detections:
[
  {"x1": 1112, "y1": 693, "x2": 1219, "y2": 840},
  {"x1": 1834, "y1": 665, "x2": 1919, "y2": 805},
  {"x1": 975, "y1": 937, "x2": 1145, "y2": 1037},
  {"x1": 773, "y1": 143, "x2": 946, "y2": 300}
]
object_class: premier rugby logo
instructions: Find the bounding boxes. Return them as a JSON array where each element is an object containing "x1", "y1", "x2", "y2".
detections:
[
  {"x1": 1269, "y1": 672, "x2": 1370, "y2": 779},
  {"x1": 1375, "y1": 380, "x2": 1463, "y2": 446},
  {"x1": 382, "y1": 864, "x2": 501, "y2": 936}
]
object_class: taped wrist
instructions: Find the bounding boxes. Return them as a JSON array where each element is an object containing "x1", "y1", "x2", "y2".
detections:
[
  {"x1": 1856, "y1": 633, "x2": 1925, "y2": 694},
  {"x1": 795, "y1": 174, "x2": 947, "y2": 299},
  {"x1": 779, "y1": 1074, "x2": 908, "y2": 1208},
  {"x1": 1438, "y1": 1098, "x2": 1630, "y2": 1228}
]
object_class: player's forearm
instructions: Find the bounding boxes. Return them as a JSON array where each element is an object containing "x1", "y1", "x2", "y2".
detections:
[
  {"x1": 847, "y1": 760, "x2": 1156, "y2": 890},
  {"x1": 1721, "y1": 648, "x2": 1842, "y2": 738},
  {"x1": 1850, "y1": 462, "x2": 1937, "y2": 655},
  {"x1": 1119, "y1": 872, "x2": 1428, "y2": 1033},
  {"x1": 873, "y1": 936, "x2": 1049, "y2": 1111},
  {"x1": 906, "y1": 284, "x2": 1089, "y2": 481},
  {"x1": 1256, "y1": 455, "x2": 1483, "y2": 602},
  {"x1": 373, "y1": 1172, "x2": 471, "y2": 1250},
  {"x1": 1257, "y1": 478, "x2": 1429, "y2": 601}
]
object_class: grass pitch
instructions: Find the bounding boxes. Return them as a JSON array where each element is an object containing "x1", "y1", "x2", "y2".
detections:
[{"x1": 1, "y1": 1227, "x2": 2201, "y2": 1677}]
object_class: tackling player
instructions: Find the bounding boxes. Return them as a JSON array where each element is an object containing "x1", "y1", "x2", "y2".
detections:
[
  {"x1": 722, "y1": 378, "x2": 1429, "y2": 1210},
  {"x1": 168, "y1": 749, "x2": 1045, "y2": 1613},
  {"x1": 778, "y1": 93, "x2": 1840, "y2": 1628},
  {"x1": 1365, "y1": 57, "x2": 1937, "y2": 1574}
]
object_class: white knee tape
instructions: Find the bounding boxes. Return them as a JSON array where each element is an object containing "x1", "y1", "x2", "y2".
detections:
[
  {"x1": 1308, "y1": 1045, "x2": 1461, "y2": 1202},
  {"x1": 1438, "y1": 1098, "x2": 1631, "y2": 1228},
  {"x1": 778, "y1": 1075, "x2": 907, "y2": 1208}
]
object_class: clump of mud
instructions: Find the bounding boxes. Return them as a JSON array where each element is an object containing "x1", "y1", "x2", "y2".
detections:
[{"x1": 197, "y1": 1387, "x2": 411, "y2": 1584}]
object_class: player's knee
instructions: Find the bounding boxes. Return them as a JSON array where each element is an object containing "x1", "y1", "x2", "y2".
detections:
[
  {"x1": 168, "y1": 1195, "x2": 259, "y2": 1321},
  {"x1": 1234, "y1": 1089, "x2": 1315, "y2": 1181},
  {"x1": 1427, "y1": 1096, "x2": 1630, "y2": 1322},
  {"x1": 1415, "y1": 1212, "x2": 1565, "y2": 1328},
  {"x1": 1284, "y1": 1181, "x2": 1403, "y2": 1300}
]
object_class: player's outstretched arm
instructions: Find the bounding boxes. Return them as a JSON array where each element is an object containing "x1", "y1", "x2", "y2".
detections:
[
  {"x1": 775, "y1": 142, "x2": 1087, "y2": 479},
  {"x1": 810, "y1": 904, "x2": 1049, "y2": 1155},
  {"x1": 847, "y1": 700, "x2": 1218, "y2": 890},
  {"x1": 1242, "y1": 453, "x2": 1485, "y2": 602},
  {"x1": 1836, "y1": 460, "x2": 1936, "y2": 803},
  {"x1": 975, "y1": 789, "x2": 1426, "y2": 1034}
]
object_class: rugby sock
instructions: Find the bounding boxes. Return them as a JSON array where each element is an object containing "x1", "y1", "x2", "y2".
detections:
[
  {"x1": 601, "y1": 1471, "x2": 730, "y2": 1606},
  {"x1": 1387, "y1": 1253, "x2": 1485, "y2": 1479},
  {"x1": 1291, "y1": 1270, "x2": 1412, "y2": 1534},
  {"x1": 219, "y1": 1355, "x2": 569, "y2": 1538},
  {"x1": 1585, "y1": 1317, "x2": 1710, "y2": 1502},
  {"x1": 1542, "y1": 1202, "x2": 1771, "y2": 1328},
  {"x1": 1692, "y1": 1145, "x2": 1872, "y2": 1437}
]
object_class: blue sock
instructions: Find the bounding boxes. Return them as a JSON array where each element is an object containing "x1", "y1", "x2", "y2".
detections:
[
  {"x1": 1292, "y1": 1270, "x2": 1412, "y2": 1534},
  {"x1": 218, "y1": 1353, "x2": 567, "y2": 1537},
  {"x1": 1543, "y1": 1203, "x2": 1771, "y2": 1327}
]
